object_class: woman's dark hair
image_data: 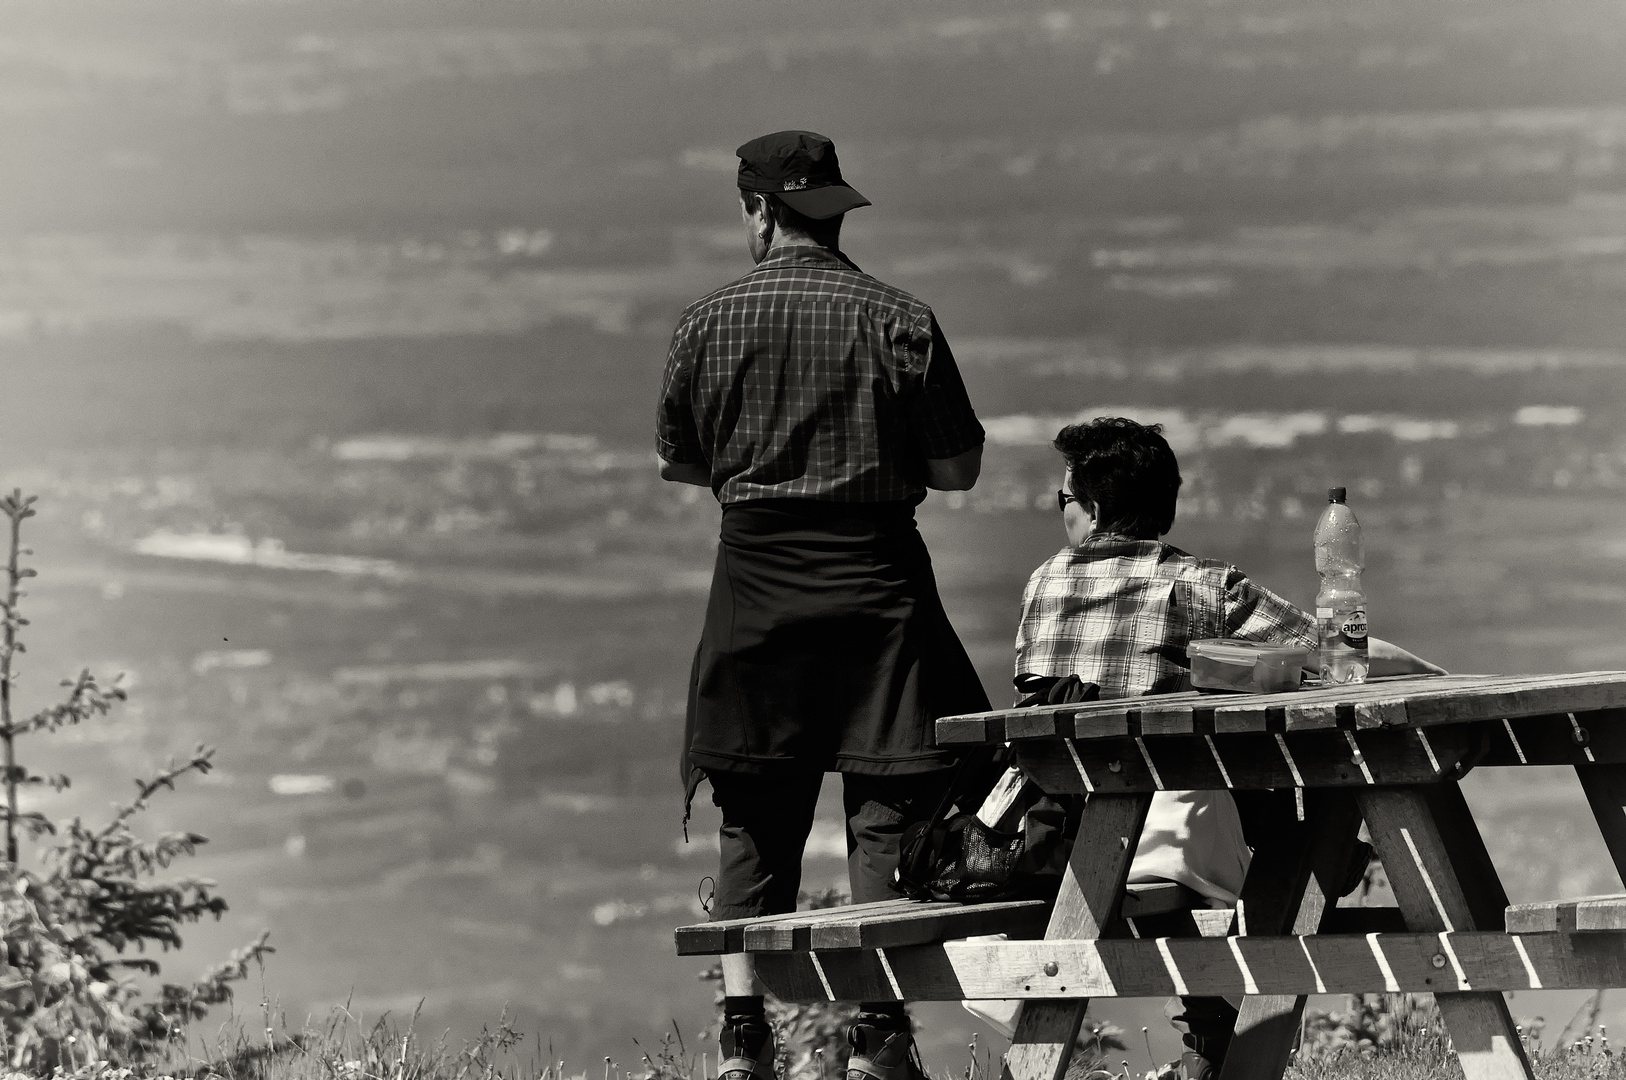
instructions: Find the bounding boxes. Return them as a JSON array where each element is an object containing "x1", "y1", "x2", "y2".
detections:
[
  {"x1": 740, "y1": 190, "x2": 844, "y2": 249},
  {"x1": 1055, "y1": 417, "x2": 1182, "y2": 539}
]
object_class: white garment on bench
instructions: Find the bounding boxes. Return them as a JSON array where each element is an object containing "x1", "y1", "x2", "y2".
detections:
[
  {"x1": 977, "y1": 767, "x2": 1251, "y2": 907},
  {"x1": 962, "y1": 789, "x2": 1250, "y2": 1039},
  {"x1": 1127, "y1": 789, "x2": 1251, "y2": 907}
]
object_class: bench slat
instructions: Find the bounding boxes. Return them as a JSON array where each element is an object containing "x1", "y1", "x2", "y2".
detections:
[
  {"x1": 677, "y1": 893, "x2": 1411, "y2": 958},
  {"x1": 804, "y1": 900, "x2": 1052, "y2": 951},
  {"x1": 676, "y1": 899, "x2": 922, "y2": 955},
  {"x1": 1507, "y1": 894, "x2": 1626, "y2": 933},
  {"x1": 675, "y1": 881, "x2": 1213, "y2": 956},
  {"x1": 743, "y1": 900, "x2": 1049, "y2": 952}
]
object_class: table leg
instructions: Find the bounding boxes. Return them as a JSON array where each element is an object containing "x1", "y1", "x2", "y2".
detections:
[
  {"x1": 1219, "y1": 790, "x2": 1364, "y2": 1080},
  {"x1": 1358, "y1": 783, "x2": 1535, "y2": 1080},
  {"x1": 1576, "y1": 764, "x2": 1626, "y2": 886},
  {"x1": 1001, "y1": 793, "x2": 1153, "y2": 1080}
]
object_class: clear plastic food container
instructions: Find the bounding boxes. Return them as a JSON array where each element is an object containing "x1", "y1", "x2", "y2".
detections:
[{"x1": 1187, "y1": 639, "x2": 1313, "y2": 694}]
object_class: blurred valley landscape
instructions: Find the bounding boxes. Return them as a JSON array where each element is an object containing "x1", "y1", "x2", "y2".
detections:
[{"x1": 3, "y1": 0, "x2": 1626, "y2": 1069}]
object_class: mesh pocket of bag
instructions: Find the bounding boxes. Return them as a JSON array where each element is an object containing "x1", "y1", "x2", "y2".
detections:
[
  {"x1": 959, "y1": 820, "x2": 1022, "y2": 883},
  {"x1": 911, "y1": 815, "x2": 1026, "y2": 901}
]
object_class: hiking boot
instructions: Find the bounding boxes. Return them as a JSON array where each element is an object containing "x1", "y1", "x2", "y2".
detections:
[
  {"x1": 846, "y1": 1020, "x2": 926, "y2": 1080},
  {"x1": 1153, "y1": 1051, "x2": 1219, "y2": 1080},
  {"x1": 718, "y1": 1016, "x2": 777, "y2": 1080}
]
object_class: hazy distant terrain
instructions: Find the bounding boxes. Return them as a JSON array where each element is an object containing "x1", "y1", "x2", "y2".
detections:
[{"x1": 2, "y1": 0, "x2": 1626, "y2": 1069}]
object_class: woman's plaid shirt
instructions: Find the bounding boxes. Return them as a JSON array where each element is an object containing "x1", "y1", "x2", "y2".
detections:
[
  {"x1": 1015, "y1": 535, "x2": 1318, "y2": 700},
  {"x1": 658, "y1": 245, "x2": 983, "y2": 504}
]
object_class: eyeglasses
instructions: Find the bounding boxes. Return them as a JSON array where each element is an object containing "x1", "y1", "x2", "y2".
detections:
[{"x1": 1056, "y1": 489, "x2": 1078, "y2": 513}]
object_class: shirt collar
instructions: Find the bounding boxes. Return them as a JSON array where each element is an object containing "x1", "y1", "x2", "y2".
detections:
[
  {"x1": 752, "y1": 244, "x2": 862, "y2": 274},
  {"x1": 1076, "y1": 533, "x2": 1161, "y2": 554}
]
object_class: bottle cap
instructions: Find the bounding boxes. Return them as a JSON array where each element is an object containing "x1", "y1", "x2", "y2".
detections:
[{"x1": 1328, "y1": 487, "x2": 1346, "y2": 503}]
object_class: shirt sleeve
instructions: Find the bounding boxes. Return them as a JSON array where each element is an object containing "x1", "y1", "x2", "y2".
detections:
[
  {"x1": 656, "y1": 317, "x2": 706, "y2": 465},
  {"x1": 1014, "y1": 569, "x2": 1041, "y2": 669},
  {"x1": 1221, "y1": 569, "x2": 1319, "y2": 649},
  {"x1": 905, "y1": 312, "x2": 985, "y2": 461}
]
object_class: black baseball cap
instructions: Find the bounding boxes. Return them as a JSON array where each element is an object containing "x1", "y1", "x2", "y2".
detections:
[{"x1": 735, "y1": 130, "x2": 871, "y2": 220}]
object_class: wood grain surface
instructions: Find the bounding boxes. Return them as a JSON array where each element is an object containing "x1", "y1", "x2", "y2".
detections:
[
  {"x1": 937, "y1": 673, "x2": 1626, "y2": 745},
  {"x1": 749, "y1": 929, "x2": 1626, "y2": 1002},
  {"x1": 1013, "y1": 725, "x2": 1485, "y2": 793},
  {"x1": 1001, "y1": 793, "x2": 1154, "y2": 1080},
  {"x1": 674, "y1": 881, "x2": 1209, "y2": 955},
  {"x1": 1221, "y1": 791, "x2": 1364, "y2": 1080},
  {"x1": 1359, "y1": 784, "x2": 1532, "y2": 1080},
  {"x1": 1506, "y1": 894, "x2": 1626, "y2": 933},
  {"x1": 1576, "y1": 762, "x2": 1626, "y2": 891}
]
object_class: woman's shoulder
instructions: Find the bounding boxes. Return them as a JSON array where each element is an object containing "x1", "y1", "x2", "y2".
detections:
[{"x1": 1021, "y1": 546, "x2": 1079, "y2": 597}]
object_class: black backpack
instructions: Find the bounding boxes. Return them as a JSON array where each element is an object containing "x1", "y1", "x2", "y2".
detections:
[{"x1": 895, "y1": 676, "x2": 1096, "y2": 903}]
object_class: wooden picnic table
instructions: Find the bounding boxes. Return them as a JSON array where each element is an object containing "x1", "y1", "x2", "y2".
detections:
[{"x1": 736, "y1": 671, "x2": 1626, "y2": 1080}]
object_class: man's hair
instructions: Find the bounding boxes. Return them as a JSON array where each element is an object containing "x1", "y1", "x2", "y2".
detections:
[
  {"x1": 740, "y1": 190, "x2": 844, "y2": 249},
  {"x1": 1055, "y1": 417, "x2": 1182, "y2": 539}
]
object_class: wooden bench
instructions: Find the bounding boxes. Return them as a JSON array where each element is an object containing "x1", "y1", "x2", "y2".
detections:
[{"x1": 674, "y1": 880, "x2": 1407, "y2": 956}]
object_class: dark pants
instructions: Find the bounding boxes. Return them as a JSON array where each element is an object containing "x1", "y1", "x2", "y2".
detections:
[
  {"x1": 708, "y1": 769, "x2": 951, "y2": 920},
  {"x1": 1168, "y1": 996, "x2": 1239, "y2": 1059}
]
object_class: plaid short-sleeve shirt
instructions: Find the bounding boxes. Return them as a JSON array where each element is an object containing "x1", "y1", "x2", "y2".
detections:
[
  {"x1": 1015, "y1": 535, "x2": 1318, "y2": 701},
  {"x1": 657, "y1": 245, "x2": 984, "y2": 504}
]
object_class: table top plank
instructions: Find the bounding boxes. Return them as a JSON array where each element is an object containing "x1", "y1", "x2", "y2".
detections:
[
  {"x1": 1212, "y1": 675, "x2": 1465, "y2": 732},
  {"x1": 937, "y1": 672, "x2": 1626, "y2": 746},
  {"x1": 936, "y1": 677, "x2": 1455, "y2": 744},
  {"x1": 1137, "y1": 697, "x2": 1209, "y2": 736},
  {"x1": 1291, "y1": 672, "x2": 1626, "y2": 731},
  {"x1": 1210, "y1": 699, "x2": 1290, "y2": 734},
  {"x1": 1396, "y1": 673, "x2": 1626, "y2": 727},
  {"x1": 1222, "y1": 674, "x2": 1541, "y2": 731},
  {"x1": 937, "y1": 693, "x2": 1206, "y2": 744},
  {"x1": 1014, "y1": 726, "x2": 1485, "y2": 793}
]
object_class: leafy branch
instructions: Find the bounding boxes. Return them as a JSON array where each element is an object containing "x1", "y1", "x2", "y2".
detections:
[{"x1": 0, "y1": 491, "x2": 270, "y2": 1069}]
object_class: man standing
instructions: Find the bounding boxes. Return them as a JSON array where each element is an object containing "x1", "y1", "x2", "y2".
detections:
[{"x1": 658, "y1": 130, "x2": 989, "y2": 1080}]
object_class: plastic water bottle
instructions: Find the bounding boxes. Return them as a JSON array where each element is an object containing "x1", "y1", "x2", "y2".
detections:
[{"x1": 1314, "y1": 487, "x2": 1369, "y2": 684}]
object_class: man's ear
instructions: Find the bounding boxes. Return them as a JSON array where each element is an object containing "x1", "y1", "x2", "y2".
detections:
[{"x1": 742, "y1": 192, "x2": 774, "y2": 237}]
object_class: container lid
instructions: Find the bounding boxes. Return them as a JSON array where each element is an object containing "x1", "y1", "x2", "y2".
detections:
[
  {"x1": 1187, "y1": 638, "x2": 1312, "y2": 663},
  {"x1": 1328, "y1": 486, "x2": 1346, "y2": 503}
]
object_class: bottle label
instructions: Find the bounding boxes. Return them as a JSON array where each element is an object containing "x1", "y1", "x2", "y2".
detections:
[{"x1": 1340, "y1": 608, "x2": 1369, "y2": 650}]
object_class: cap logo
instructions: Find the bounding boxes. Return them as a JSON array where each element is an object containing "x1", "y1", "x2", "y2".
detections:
[{"x1": 783, "y1": 177, "x2": 808, "y2": 191}]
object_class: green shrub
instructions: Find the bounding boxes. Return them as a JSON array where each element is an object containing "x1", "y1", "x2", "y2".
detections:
[{"x1": 0, "y1": 491, "x2": 270, "y2": 1071}]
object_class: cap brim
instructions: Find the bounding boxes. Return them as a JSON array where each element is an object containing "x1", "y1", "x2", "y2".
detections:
[{"x1": 776, "y1": 184, "x2": 871, "y2": 220}]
